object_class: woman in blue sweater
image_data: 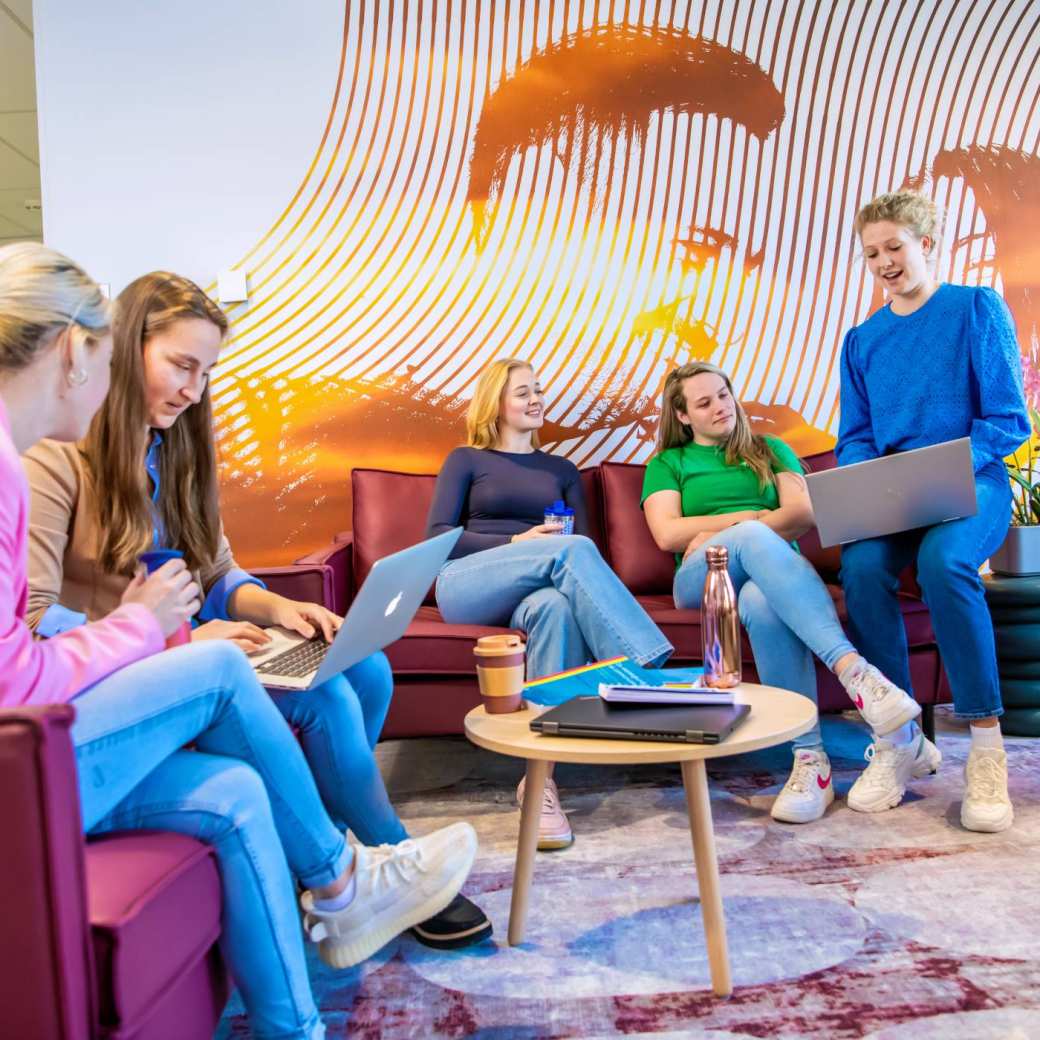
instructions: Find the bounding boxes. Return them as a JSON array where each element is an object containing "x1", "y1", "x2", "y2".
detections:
[
  {"x1": 427, "y1": 358, "x2": 673, "y2": 849},
  {"x1": 837, "y1": 190, "x2": 1029, "y2": 832}
]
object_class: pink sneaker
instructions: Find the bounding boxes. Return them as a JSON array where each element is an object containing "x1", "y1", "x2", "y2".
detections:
[{"x1": 517, "y1": 776, "x2": 573, "y2": 850}]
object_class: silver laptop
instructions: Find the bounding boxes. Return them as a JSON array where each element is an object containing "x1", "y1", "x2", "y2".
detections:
[
  {"x1": 249, "y1": 527, "x2": 462, "y2": 690},
  {"x1": 806, "y1": 438, "x2": 977, "y2": 548}
]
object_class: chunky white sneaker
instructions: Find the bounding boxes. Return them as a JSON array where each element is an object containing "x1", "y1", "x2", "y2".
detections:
[
  {"x1": 961, "y1": 748, "x2": 1014, "y2": 833},
  {"x1": 771, "y1": 749, "x2": 835, "y2": 823},
  {"x1": 517, "y1": 776, "x2": 573, "y2": 850},
  {"x1": 843, "y1": 661, "x2": 921, "y2": 736},
  {"x1": 301, "y1": 822, "x2": 478, "y2": 969},
  {"x1": 847, "y1": 731, "x2": 942, "y2": 813}
]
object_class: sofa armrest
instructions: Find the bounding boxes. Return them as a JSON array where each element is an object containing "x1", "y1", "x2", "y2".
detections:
[
  {"x1": 250, "y1": 563, "x2": 337, "y2": 614},
  {"x1": 0, "y1": 705, "x2": 95, "y2": 1040},
  {"x1": 296, "y1": 532, "x2": 353, "y2": 615}
]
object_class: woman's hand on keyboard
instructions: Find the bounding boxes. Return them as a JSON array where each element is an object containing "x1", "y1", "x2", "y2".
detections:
[
  {"x1": 268, "y1": 597, "x2": 342, "y2": 643},
  {"x1": 192, "y1": 619, "x2": 272, "y2": 652}
]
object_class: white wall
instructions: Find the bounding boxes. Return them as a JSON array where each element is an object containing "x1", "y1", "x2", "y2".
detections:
[{"x1": 34, "y1": 0, "x2": 342, "y2": 291}]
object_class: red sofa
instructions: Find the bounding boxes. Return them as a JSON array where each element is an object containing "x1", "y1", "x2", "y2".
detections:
[{"x1": 282, "y1": 450, "x2": 948, "y2": 741}]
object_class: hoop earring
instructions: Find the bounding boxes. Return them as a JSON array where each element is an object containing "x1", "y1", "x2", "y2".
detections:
[{"x1": 66, "y1": 369, "x2": 88, "y2": 387}]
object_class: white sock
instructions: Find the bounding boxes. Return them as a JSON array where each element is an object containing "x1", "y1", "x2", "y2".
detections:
[
  {"x1": 836, "y1": 654, "x2": 867, "y2": 687},
  {"x1": 312, "y1": 872, "x2": 357, "y2": 912},
  {"x1": 880, "y1": 720, "x2": 917, "y2": 747},
  {"x1": 970, "y1": 722, "x2": 1004, "y2": 751}
]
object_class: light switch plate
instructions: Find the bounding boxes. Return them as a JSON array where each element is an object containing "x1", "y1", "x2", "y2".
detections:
[{"x1": 217, "y1": 269, "x2": 249, "y2": 303}]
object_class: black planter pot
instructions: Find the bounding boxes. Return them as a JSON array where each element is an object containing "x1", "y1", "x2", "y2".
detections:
[{"x1": 983, "y1": 573, "x2": 1040, "y2": 737}]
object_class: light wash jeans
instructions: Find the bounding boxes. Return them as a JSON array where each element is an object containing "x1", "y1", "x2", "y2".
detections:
[
  {"x1": 435, "y1": 535, "x2": 673, "y2": 678},
  {"x1": 72, "y1": 640, "x2": 351, "y2": 1040},
  {"x1": 841, "y1": 462, "x2": 1012, "y2": 719},
  {"x1": 268, "y1": 651, "x2": 407, "y2": 846},
  {"x1": 674, "y1": 521, "x2": 857, "y2": 751}
]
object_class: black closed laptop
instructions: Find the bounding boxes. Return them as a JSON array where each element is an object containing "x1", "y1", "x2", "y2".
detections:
[{"x1": 529, "y1": 696, "x2": 750, "y2": 745}]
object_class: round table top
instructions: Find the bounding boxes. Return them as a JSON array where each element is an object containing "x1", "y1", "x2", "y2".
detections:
[{"x1": 463, "y1": 683, "x2": 817, "y2": 765}]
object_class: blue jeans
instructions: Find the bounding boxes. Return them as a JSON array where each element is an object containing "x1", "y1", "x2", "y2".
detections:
[
  {"x1": 72, "y1": 641, "x2": 351, "y2": 1040},
  {"x1": 435, "y1": 535, "x2": 673, "y2": 678},
  {"x1": 840, "y1": 462, "x2": 1012, "y2": 720},
  {"x1": 268, "y1": 651, "x2": 407, "y2": 846},
  {"x1": 674, "y1": 521, "x2": 858, "y2": 750}
]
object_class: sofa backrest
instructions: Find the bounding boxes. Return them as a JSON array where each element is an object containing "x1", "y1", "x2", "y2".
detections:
[
  {"x1": 349, "y1": 448, "x2": 841, "y2": 597},
  {"x1": 352, "y1": 468, "x2": 438, "y2": 593},
  {"x1": 599, "y1": 462, "x2": 676, "y2": 593}
]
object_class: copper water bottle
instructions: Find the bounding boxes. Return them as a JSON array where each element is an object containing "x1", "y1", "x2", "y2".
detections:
[{"x1": 701, "y1": 545, "x2": 741, "y2": 688}]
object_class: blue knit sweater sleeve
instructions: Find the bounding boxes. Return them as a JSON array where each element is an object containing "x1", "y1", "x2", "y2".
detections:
[
  {"x1": 968, "y1": 287, "x2": 1030, "y2": 470},
  {"x1": 835, "y1": 327, "x2": 878, "y2": 466}
]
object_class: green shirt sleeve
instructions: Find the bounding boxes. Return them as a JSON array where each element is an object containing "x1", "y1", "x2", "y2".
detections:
[
  {"x1": 765, "y1": 436, "x2": 804, "y2": 476},
  {"x1": 641, "y1": 451, "x2": 680, "y2": 505}
]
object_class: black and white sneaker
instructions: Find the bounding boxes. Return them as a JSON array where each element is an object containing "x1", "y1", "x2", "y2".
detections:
[{"x1": 410, "y1": 892, "x2": 492, "y2": 949}]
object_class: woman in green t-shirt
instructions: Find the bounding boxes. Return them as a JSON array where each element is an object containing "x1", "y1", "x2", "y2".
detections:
[{"x1": 643, "y1": 362, "x2": 923, "y2": 824}]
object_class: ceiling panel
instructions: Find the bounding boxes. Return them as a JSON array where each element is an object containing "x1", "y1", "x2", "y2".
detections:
[
  {"x1": 0, "y1": 112, "x2": 39, "y2": 163},
  {"x1": 0, "y1": 8, "x2": 35, "y2": 111}
]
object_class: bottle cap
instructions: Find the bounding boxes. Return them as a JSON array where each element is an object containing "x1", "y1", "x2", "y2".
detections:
[{"x1": 705, "y1": 545, "x2": 729, "y2": 565}]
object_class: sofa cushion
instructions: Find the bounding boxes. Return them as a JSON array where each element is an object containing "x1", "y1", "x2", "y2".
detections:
[
  {"x1": 353, "y1": 468, "x2": 439, "y2": 601},
  {"x1": 384, "y1": 605, "x2": 518, "y2": 674},
  {"x1": 85, "y1": 833, "x2": 222, "y2": 1033},
  {"x1": 599, "y1": 462, "x2": 676, "y2": 594}
]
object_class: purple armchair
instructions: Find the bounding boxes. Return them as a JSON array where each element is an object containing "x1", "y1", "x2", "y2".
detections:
[{"x1": 0, "y1": 705, "x2": 228, "y2": 1040}]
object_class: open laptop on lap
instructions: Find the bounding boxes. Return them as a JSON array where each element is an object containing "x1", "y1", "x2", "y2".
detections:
[
  {"x1": 248, "y1": 527, "x2": 462, "y2": 690},
  {"x1": 805, "y1": 437, "x2": 977, "y2": 548}
]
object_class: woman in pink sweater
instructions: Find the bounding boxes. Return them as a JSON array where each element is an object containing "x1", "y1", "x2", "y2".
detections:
[{"x1": 0, "y1": 244, "x2": 475, "y2": 1040}]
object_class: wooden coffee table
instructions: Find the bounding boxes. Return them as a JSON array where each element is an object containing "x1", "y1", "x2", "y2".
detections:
[{"x1": 464, "y1": 684, "x2": 816, "y2": 997}]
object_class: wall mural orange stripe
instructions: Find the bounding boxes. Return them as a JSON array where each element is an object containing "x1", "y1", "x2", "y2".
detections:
[{"x1": 210, "y1": 0, "x2": 1040, "y2": 567}]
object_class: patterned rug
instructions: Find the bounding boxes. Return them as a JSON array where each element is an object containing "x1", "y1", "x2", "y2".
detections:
[{"x1": 217, "y1": 709, "x2": 1040, "y2": 1039}]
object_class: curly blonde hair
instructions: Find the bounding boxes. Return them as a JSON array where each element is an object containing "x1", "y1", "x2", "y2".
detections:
[{"x1": 854, "y1": 190, "x2": 943, "y2": 244}]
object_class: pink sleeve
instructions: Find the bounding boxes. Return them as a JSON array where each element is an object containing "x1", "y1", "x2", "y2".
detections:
[
  {"x1": 0, "y1": 598, "x2": 165, "y2": 708},
  {"x1": 0, "y1": 483, "x2": 165, "y2": 708}
]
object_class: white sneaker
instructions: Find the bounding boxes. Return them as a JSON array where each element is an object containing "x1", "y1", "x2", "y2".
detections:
[
  {"x1": 847, "y1": 730, "x2": 942, "y2": 813},
  {"x1": 961, "y1": 748, "x2": 1014, "y2": 833},
  {"x1": 301, "y1": 822, "x2": 478, "y2": 968},
  {"x1": 771, "y1": 749, "x2": 835, "y2": 823},
  {"x1": 843, "y1": 661, "x2": 922, "y2": 736}
]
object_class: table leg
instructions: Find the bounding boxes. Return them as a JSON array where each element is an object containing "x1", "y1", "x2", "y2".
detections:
[
  {"x1": 508, "y1": 758, "x2": 550, "y2": 945},
  {"x1": 681, "y1": 758, "x2": 732, "y2": 997}
]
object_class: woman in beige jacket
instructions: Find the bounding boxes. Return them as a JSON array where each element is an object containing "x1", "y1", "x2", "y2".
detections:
[{"x1": 24, "y1": 270, "x2": 490, "y2": 951}]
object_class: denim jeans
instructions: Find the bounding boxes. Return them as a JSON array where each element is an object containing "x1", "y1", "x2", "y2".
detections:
[
  {"x1": 435, "y1": 535, "x2": 673, "y2": 679},
  {"x1": 72, "y1": 641, "x2": 352, "y2": 1040},
  {"x1": 268, "y1": 651, "x2": 407, "y2": 846},
  {"x1": 674, "y1": 521, "x2": 858, "y2": 751},
  {"x1": 840, "y1": 462, "x2": 1012, "y2": 720}
]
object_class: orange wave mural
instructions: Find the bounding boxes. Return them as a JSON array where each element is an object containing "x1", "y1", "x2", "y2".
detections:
[{"x1": 211, "y1": 2, "x2": 1040, "y2": 566}]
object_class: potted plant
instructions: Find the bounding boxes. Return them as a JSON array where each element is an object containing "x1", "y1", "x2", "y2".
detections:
[{"x1": 990, "y1": 407, "x2": 1040, "y2": 576}]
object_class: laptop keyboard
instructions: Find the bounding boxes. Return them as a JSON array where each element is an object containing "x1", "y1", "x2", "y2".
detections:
[{"x1": 255, "y1": 637, "x2": 330, "y2": 678}]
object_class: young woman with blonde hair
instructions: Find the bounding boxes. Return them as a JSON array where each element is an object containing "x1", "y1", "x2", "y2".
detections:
[
  {"x1": 427, "y1": 357, "x2": 673, "y2": 847},
  {"x1": 24, "y1": 269, "x2": 489, "y2": 952},
  {"x1": 1, "y1": 244, "x2": 475, "y2": 1040},
  {"x1": 643, "y1": 361, "x2": 922, "y2": 824},
  {"x1": 837, "y1": 190, "x2": 1029, "y2": 832}
]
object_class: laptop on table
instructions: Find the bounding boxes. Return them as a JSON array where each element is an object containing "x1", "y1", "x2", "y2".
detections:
[
  {"x1": 805, "y1": 437, "x2": 977, "y2": 548},
  {"x1": 529, "y1": 697, "x2": 751, "y2": 745},
  {"x1": 248, "y1": 527, "x2": 462, "y2": 690}
]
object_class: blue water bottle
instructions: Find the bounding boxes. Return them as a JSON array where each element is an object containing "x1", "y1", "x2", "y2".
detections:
[{"x1": 544, "y1": 499, "x2": 574, "y2": 535}]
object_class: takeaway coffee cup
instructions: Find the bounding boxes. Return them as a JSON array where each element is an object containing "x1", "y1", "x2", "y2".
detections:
[
  {"x1": 139, "y1": 548, "x2": 192, "y2": 649},
  {"x1": 473, "y1": 634, "x2": 526, "y2": 714}
]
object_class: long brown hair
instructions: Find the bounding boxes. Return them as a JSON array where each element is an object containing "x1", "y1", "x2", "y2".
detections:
[
  {"x1": 657, "y1": 361, "x2": 779, "y2": 490},
  {"x1": 84, "y1": 272, "x2": 227, "y2": 575}
]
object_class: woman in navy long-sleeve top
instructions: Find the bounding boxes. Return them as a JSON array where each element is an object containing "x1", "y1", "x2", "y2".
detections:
[
  {"x1": 427, "y1": 358, "x2": 673, "y2": 849},
  {"x1": 836, "y1": 190, "x2": 1028, "y2": 833}
]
